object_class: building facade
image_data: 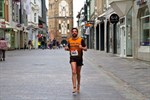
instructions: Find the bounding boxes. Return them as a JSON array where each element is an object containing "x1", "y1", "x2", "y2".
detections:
[
  {"x1": 27, "y1": 0, "x2": 39, "y2": 49},
  {"x1": 133, "y1": 0, "x2": 150, "y2": 61},
  {"x1": 77, "y1": 0, "x2": 150, "y2": 61},
  {"x1": 0, "y1": 0, "x2": 5, "y2": 38},
  {"x1": 0, "y1": 0, "x2": 48, "y2": 50},
  {"x1": 38, "y1": 0, "x2": 48, "y2": 47},
  {"x1": 0, "y1": 0, "x2": 28, "y2": 50},
  {"x1": 48, "y1": 0, "x2": 73, "y2": 44}
]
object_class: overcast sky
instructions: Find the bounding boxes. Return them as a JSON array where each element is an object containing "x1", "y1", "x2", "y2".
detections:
[
  {"x1": 45, "y1": 0, "x2": 85, "y2": 27},
  {"x1": 73, "y1": 0, "x2": 85, "y2": 27}
]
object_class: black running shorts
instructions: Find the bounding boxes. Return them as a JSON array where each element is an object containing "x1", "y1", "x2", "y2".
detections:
[{"x1": 70, "y1": 57, "x2": 83, "y2": 66}]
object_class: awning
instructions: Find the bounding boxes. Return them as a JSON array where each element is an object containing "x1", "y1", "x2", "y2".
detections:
[
  {"x1": 95, "y1": 13, "x2": 106, "y2": 24},
  {"x1": 110, "y1": 0, "x2": 132, "y2": 17}
]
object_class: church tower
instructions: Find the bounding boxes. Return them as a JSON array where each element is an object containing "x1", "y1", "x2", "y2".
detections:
[{"x1": 48, "y1": 0, "x2": 73, "y2": 44}]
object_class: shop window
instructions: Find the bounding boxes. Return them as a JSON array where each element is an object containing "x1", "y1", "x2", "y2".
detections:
[
  {"x1": 34, "y1": 13, "x2": 36, "y2": 22},
  {"x1": 0, "y1": 0, "x2": 4, "y2": 18},
  {"x1": 140, "y1": 7, "x2": 150, "y2": 46}
]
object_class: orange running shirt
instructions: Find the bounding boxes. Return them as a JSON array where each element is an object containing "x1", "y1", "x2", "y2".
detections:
[{"x1": 68, "y1": 37, "x2": 86, "y2": 59}]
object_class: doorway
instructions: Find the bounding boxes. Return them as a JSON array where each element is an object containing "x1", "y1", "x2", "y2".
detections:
[
  {"x1": 120, "y1": 25, "x2": 126, "y2": 57},
  {"x1": 96, "y1": 24, "x2": 100, "y2": 50}
]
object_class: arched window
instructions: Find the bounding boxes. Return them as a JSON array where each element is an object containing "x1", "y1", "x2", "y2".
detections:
[
  {"x1": 140, "y1": 7, "x2": 150, "y2": 46},
  {"x1": 59, "y1": 0, "x2": 69, "y2": 17}
]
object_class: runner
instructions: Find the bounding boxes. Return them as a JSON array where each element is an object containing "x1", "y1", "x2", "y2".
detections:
[{"x1": 64, "y1": 28, "x2": 87, "y2": 93}]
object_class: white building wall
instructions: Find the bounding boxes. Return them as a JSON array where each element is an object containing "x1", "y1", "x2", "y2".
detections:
[
  {"x1": 90, "y1": 0, "x2": 95, "y2": 16},
  {"x1": 27, "y1": 0, "x2": 40, "y2": 49},
  {"x1": 38, "y1": 0, "x2": 42, "y2": 17}
]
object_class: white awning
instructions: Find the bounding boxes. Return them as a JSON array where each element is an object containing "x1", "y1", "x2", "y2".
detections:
[
  {"x1": 110, "y1": 0, "x2": 132, "y2": 17},
  {"x1": 95, "y1": 13, "x2": 106, "y2": 24},
  {"x1": 98, "y1": 12, "x2": 106, "y2": 18}
]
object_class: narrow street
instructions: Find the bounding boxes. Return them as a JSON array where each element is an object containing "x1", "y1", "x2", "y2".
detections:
[{"x1": 0, "y1": 49, "x2": 150, "y2": 100}]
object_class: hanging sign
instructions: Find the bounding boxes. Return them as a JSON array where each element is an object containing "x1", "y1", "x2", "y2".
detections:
[{"x1": 110, "y1": 13, "x2": 119, "y2": 24}]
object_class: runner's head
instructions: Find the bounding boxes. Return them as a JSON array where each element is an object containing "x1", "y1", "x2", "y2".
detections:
[{"x1": 71, "y1": 28, "x2": 78, "y2": 38}]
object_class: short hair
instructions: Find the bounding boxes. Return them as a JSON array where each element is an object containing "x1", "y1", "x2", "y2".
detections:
[{"x1": 71, "y1": 28, "x2": 78, "y2": 33}]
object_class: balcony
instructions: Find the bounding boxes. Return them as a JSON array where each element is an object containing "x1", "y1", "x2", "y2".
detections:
[
  {"x1": 30, "y1": 2, "x2": 39, "y2": 11},
  {"x1": 26, "y1": 21, "x2": 38, "y2": 30}
]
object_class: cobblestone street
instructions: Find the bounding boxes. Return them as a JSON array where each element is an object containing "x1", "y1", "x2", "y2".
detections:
[{"x1": 0, "y1": 49, "x2": 150, "y2": 100}]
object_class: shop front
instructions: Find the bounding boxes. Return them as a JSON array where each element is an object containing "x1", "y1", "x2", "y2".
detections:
[
  {"x1": 110, "y1": 0, "x2": 133, "y2": 57},
  {"x1": 135, "y1": 0, "x2": 150, "y2": 61},
  {"x1": 5, "y1": 29, "x2": 15, "y2": 50}
]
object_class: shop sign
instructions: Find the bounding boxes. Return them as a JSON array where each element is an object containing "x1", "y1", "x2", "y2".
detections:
[
  {"x1": 16, "y1": 24, "x2": 22, "y2": 27},
  {"x1": 1, "y1": 25, "x2": 6, "y2": 28},
  {"x1": 110, "y1": 13, "x2": 119, "y2": 24},
  {"x1": 85, "y1": 21, "x2": 94, "y2": 27},
  {"x1": 1, "y1": 22, "x2": 5, "y2": 24},
  {"x1": 37, "y1": 34, "x2": 42, "y2": 38},
  {"x1": 0, "y1": 21, "x2": 6, "y2": 28},
  {"x1": 85, "y1": 23, "x2": 92, "y2": 27},
  {"x1": 38, "y1": 24, "x2": 43, "y2": 28}
]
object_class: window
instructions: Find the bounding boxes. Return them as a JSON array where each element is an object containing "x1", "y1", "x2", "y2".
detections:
[
  {"x1": 61, "y1": 21, "x2": 67, "y2": 34},
  {"x1": 49, "y1": 4, "x2": 53, "y2": 9},
  {"x1": 34, "y1": 13, "x2": 36, "y2": 22},
  {"x1": 4, "y1": 1, "x2": 9, "y2": 21},
  {"x1": 67, "y1": 24, "x2": 69, "y2": 29},
  {"x1": 59, "y1": 1, "x2": 69, "y2": 16},
  {"x1": 16, "y1": 5, "x2": 19, "y2": 22},
  {"x1": 0, "y1": 0, "x2": 4, "y2": 18},
  {"x1": 34, "y1": 0, "x2": 36, "y2": 4},
  {"x1": 140, "y1": 7, "x2": 150, "y2": 46},
  {"x1": 59, "y1": 24, "x2": 61, "y2": 29}
]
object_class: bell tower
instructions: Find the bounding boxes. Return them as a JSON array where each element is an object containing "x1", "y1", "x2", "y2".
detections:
[{"x1": 48, "y1": 0, "x2": 73, "y2": 44}]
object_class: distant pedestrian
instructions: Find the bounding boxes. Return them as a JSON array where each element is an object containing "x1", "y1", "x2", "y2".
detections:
[
  {"x1": 64, "y1": 28, "x2": 87, "y2": 93},
  {"x1": 28, "y1": 40, "x2": 32, "y2": 50},
  {"x1": 52, "y1": 38, "x2": 56, "y2": 49},
  {"x1": 0, "y1": 37, "x2": 8, "y2": 61},
  {"x1": 24, "y1": 39, "x2": 27, "y2": 50},
  {"x1": 41, "y1": 40, "x2": 45, "y2": 50},
  {"x1": 56, "y1": 41, "x2": 60, "y2": 49}
]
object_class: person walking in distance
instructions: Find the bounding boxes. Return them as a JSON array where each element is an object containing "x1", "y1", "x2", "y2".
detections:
[
  {"x1": 28, "y1": 40, "x2": 32, "y2": 50},
  {"x1": 0, "y1": 37, "x2": 8, "y2": 61},
  {"x1": 64, "y1": 28, "x2": 87, "y2": 93},
  {"x1": 24, "y1": 39, "x2": 27, "y2": 50}
]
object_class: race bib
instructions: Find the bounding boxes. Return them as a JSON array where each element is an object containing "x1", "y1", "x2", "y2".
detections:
[{"x1": 71, "y1": 50, "x2": 78, "y2": 56}]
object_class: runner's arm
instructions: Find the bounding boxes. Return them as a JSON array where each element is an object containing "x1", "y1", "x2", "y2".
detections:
[{"x1": 79, "y1": 39, "x2": 87, "y2": 51}]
